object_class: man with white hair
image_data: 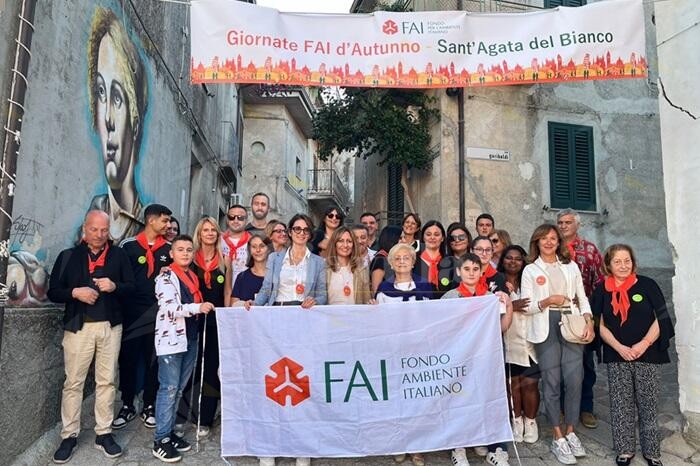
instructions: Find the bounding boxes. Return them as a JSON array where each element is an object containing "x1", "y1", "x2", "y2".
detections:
[{"x1": 557, "y1": 208, "x2": 604, "y2": 429}]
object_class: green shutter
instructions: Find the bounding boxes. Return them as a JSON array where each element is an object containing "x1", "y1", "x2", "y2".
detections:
[
  {"x1": 548, "y1": 122, "x2": 596, "y2": 211},
  {"x1": 545, "y1": 0, "x2": 586, "y2": 8},
  {"x1": 387, "y1": 163, "x2": 404, "y2": 225}
]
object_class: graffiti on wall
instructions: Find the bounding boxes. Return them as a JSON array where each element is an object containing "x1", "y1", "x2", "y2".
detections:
[
  {"x1": 86, "y1": 7, "x2": 148, "y2": 243},
  {"x1": 7, "y1": 216, "x2": 48, "y2": 306}
]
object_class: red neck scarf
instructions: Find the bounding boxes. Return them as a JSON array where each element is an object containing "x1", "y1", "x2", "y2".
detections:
[
  {"x1": 222, "y1": 231, "x2": 251, "y2": 261},
  {"x1": 421, "y1": 250, "x2": 442, "y2": 287},
  {"x1": 194, "y1": 250, "x2": 220, "y2": 289},
  {"x1": 457, "y1": 282, "x2": 484, "y2": 297},
  {"x1": 604, "y1": 273, "x2": 637, "y2": 325},
  {"x1": 477, "y1": 264, "x2": 497, "y2": 296},
  {"x1": 87, "y1": 242, "x2": 109, "y2": 274},
  {"x1": 135, "y1": 232, "x2": 167, "y2": 278},
  {"x1": 170, "y1": 263, "x2": 203, "y2": 304}
]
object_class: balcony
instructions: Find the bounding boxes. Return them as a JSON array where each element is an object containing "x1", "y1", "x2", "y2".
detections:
[{"x1": 307, "y1": 169, "x2": 350, "y2": 214}]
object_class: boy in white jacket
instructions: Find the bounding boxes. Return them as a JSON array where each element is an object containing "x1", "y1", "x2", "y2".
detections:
[{"x1": 152, "y1": 235, "x2": 214, "y2": 463}]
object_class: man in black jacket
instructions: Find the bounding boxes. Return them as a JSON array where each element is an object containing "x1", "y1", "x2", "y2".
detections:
[{"x1": 48, "y1": 210, "x2": 134, "y2": 463}]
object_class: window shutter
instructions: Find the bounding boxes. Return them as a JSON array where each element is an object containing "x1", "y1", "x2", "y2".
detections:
[
  {"x1": 545, "y1": 0, "x2": 586, "y2": 8},
  {"x1": 387, "y1": 163, "x2": 404, "y2": 225},
  {"x1": 572, "y1": 126, "x2": 596, "y2": 211},
  {"x1": 548, "y1": 122, "x2": 596, "y2": 211}
]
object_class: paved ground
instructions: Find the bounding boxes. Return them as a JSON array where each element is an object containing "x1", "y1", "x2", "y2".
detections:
[{"x1": 12, "y1": 347, "x2": 696, "y2": 466}]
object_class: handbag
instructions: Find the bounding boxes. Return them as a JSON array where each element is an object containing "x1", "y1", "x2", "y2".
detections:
[{"x1": 556, "y1": 304, "x2": 592, "y2": 344}]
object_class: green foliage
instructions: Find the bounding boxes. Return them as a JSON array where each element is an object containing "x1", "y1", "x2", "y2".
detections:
[{"x1": 312, "y1": 88, "x2": 439, "y2": 170}]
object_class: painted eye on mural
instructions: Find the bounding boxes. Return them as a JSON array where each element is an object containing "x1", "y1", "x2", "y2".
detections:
[
  {"x1": 96, "y1": 81, "x2": 106, "y2": 103},
  {"x1": 112, "y1": 89, "x2": 123, "y2": 109}
]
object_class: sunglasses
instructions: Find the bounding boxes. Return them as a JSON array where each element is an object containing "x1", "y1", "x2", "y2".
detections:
[
  {"x1": 291, "y1": 226, "x2": 311, "y2": 234},
  {"x1": 326, "y1": 213, "x2": 341, "y2": 220},
  {"x1": 227, "y1": 214, "x2": 246, "y2": 221},
  {"x1": 490, "y1": 238, "x2": 499, "y2": 244},
  {"x1": 450, "y1": 234, "x2": 467, "y2": 242}
]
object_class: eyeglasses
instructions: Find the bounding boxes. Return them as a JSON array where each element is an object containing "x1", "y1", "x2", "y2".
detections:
[
  {"x1": 393, "y1": 255, "x2": 413, "y2": 263},
  {"x1": 291, "y1": 226, "x2": 311, "y2": 235},
  {"x1": 227, "y1": 214, "x2": 246, "y2": 221},
  {"x1": 490, "y1": 238, "x2": 500, "y2": 244},
  {"x1": 473, "y1": 247, "x2": 493, "y2": 254},
  {"x1": 272, "y1": 228, "x2": 287, "y2": 235},
  {"x1": 326, "y1": 213, "x2": 341, "y2": 220},
  {"x1": 450, "y1": 234, "x2": 467, "y2": 242}
]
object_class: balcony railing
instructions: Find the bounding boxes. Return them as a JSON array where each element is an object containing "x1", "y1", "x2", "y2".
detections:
[{"x1": 307, "y1": 169, "x2": 350, "y2": 212}]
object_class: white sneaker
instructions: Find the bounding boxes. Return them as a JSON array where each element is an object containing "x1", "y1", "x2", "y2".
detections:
[
  {"x1": 511, "y1": 416, "x2": 524, "y2": 442},
  {"x1": 523, "y1": 417, "x2": 539, "y2": 443},
  {"x1": 551, "y1": 438, "x2": 577, "y2": 465},
  {"x1": 295, "y1": 458, "x2": 311, "y2": 466},
  {"x1": 451, "y1": 447, "x2": 470, "y2": 466},
  {"x1": 565, "y1": 432, "x2": 586, "y2": 457},
  {"x1": 196, "y1": 425, "x2": 210, "y2": 439},
  {"x1": 473, "y1": 446, "x2": 488, "y2": 456},
  {"x1": 259, "y1": 457, "x2": 276, "y2": 466},
  {"x1": 394, "y1": 454, "x2": 407, "y2": 463},
  {"x1": 486, "y1": 447, "x2": 510, "y2": 466}
]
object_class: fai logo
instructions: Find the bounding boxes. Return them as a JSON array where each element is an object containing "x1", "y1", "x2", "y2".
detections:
[
  {"x1": 265, "y1": 357, "x2": 311, "y2": 407},
  {"x1": 382, "y1": 20, "x2": 398, "y2": 35}
]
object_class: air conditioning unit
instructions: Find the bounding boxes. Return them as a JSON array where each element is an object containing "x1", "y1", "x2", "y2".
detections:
[{"x1": 229, "y1": 193, "x2": 243, "y2": 207}]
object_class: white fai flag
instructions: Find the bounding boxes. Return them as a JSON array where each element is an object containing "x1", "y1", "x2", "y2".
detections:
[{"x1": 216, "y1": 296, "x2": 512, "y2": 458}]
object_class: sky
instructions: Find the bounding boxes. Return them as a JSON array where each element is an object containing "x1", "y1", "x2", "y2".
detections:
[{"x1": 256, "y1": 0, "x2": 355, "y2": 14}]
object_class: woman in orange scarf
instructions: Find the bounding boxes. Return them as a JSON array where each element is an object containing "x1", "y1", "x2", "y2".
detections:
[
  {"x1": 412, "y1": 220, "x2": 457, "y2": 298},
  {"x1": 592, "y1": 244, "x2": 674, "y2": 466}
]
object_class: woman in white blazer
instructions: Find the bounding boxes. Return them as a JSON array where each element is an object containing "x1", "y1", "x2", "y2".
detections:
[{"x1": 521, "y1": 224, "x2": 594, "y2": 465}]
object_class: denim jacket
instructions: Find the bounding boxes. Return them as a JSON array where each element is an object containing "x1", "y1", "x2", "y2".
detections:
[{"x1": 254, "y1": 249, "x2": 327, "y2": 306}]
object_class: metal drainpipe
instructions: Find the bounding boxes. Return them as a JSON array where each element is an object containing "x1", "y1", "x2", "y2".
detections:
[
  {"x1": 457, "y1": 0, "x2": 466, "y2": 225},
  {"x1": 0, "y1": 0, "x2": 38, "y2": 354}
]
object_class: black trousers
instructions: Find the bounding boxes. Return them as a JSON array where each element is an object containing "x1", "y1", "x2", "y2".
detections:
[
  {"x1": 118, "y1": 305, "x2": 159, "y2": 409},
  {"x1": 178, "y1": 316, "x2": 220, "y2": 426}
]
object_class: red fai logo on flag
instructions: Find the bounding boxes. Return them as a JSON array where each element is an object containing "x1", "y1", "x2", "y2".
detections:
[
  {"x1": 382, "y1": 20, "x2": 398, "y2": 35},
  {"x1": 265, "y1": 357, "x2": 311, "y2": 406}
]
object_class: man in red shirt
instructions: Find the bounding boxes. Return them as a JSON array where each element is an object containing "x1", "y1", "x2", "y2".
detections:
[{"x1": 557, "y1": 208, "x2": 604, "y2": 429}]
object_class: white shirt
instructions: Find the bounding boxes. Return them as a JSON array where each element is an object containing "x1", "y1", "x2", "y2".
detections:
[
  {"x1": 504, "y1": 289, "x2": 538, "y2": 366},
  {"x1": 221, "y1": 233, "x2": 250, "y2": 286},
  {"x1": 327, "y1": 266, "x2": 355, "y2": 305},
  {"x1": 276, "y1": 247, "x2": 310, "y2": 302}
]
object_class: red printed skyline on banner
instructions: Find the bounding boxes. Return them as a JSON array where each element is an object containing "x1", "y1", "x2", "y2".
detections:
[{"x1": 191, "y1": 50, "x2": 647, "y2": 88}]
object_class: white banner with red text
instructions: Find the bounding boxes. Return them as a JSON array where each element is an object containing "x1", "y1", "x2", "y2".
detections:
[
  {"x1": 216, "y1": 296, "x2": 511, "y2": 458},
  {"x1": 191, "y1": 0, "x2": 646, "y2": 89}
]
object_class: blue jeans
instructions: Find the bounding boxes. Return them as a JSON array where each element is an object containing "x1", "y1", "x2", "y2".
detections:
[{"x1": 154, "y1": 337, "x2": 198, "y2": 442}]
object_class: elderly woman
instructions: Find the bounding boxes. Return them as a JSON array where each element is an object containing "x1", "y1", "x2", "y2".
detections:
[
  {"x1": 369, "y1": 225, "x2": 403, "y2": 295},
  {"x1": 591, "y1": 244, "x2": 673, "y2": 466},
  {"x1": 376, "y1": 243, "x2": 432, "y2": 466},
  {"x1": 521, "y1": 224, "x2": 594, "y2": 465},
  {"x1": 325, "y1": 226, "x2": 371, "y2": 304}
]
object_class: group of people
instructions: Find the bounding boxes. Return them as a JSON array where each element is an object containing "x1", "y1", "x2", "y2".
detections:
[{"x1": 47, "y1": 192, "x2": 674, "y2": 466}]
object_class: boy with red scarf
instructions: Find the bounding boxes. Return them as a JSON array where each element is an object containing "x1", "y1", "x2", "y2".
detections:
[
  {"x1": 113, "y1": 204, "x2": 172, "y2": 430},
  {"x1": 151, "y1": 235, "x2": 214, "y2": 462},
  {"x1": 442, "y1": 252, "x2": 513, "y2": 466}
]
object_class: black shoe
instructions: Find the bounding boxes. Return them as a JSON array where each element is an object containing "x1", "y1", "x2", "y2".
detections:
[
  {"x1": 152, "y1": 437, "x2": 183, "y2": 463},
  {"x1": 141, "y1": 405, "x2": 156, "y2": 428},
  {"x1": 616, "y1": 454, "x2": 635, "y2": 466},
  {"x1": 644, "y1": 457, "x2": 663, "y2": 466},
  {"x1": 95, "y1": 433, "x2": 123, "y2": 458},
  {"x1": 170, "y1": 431, "x2": 192, "y2": 452},
  {"x1": 112, "y1": 405, "x2": 136, "y2": 429},
  {"x1": 53, "y1": 437, "x2": 77, "y2": 464}
]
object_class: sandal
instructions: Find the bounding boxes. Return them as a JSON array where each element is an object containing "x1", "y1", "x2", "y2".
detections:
[{"x1": 616, "y1": 454, "x2": 635, "y2": 466}]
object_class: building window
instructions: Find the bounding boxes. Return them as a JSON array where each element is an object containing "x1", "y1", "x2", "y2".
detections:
[
  {"x1": 544, "y1": 0, "x2": 586, "y2": 7},
  {"x1": 295, "y1": 156, "x2": 302, "y2": 180},
  {"x1": 387, "y1": 163, "x2": 404, "y2": 225},
  {"x1": 548, "y1": 122, "x2": 596, "y2": 211}
]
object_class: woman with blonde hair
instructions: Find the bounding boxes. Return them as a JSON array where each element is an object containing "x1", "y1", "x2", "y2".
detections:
[
  {"x1": 325, "y1": 226, "x2": 371, "y2": 304},
  {"x1": 489, "y1": 229, "x2": 512, "y2": 267},
  {"x1": 521, "y1": 224, "x2": 594, "y2": 465},
  {"x1": 264, "y1": 219, "x2": 288, "y2": 253},
  {"x1": 179, "y1": 217, "x2": 231, "y2": 438}
]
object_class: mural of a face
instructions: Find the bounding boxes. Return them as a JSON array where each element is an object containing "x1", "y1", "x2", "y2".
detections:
[{"x1": 95, "y1": 34, "x2": 135, "y2": 190}]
